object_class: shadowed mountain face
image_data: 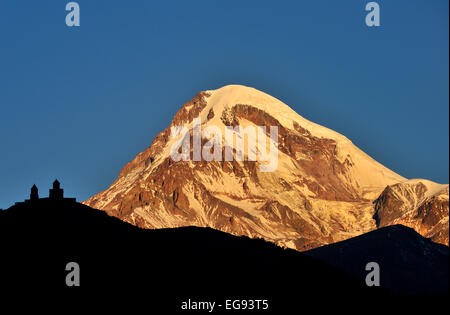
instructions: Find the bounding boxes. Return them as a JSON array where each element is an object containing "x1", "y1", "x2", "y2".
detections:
[
  {"x1": 0, "y1": 199, "x2": 448, "y2": 312},
  {"x1": 0, "y1": 199, "x2": 383, "y2": 311},
  {"x1": 84, "y1": 85, "x2": 449, "y2": 251},
  {"x1": 305, "y1": 225, "x2": 449, "y2": 295}
]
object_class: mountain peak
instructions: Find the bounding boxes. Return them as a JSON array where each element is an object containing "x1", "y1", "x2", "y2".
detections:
[
  {"x1": 204, "y1": 84, "x2": 288, "y2": 111},
  {"x1": 82, "y1": 87, "x2": 448, "y2": 252},
  {"x1": 201, "y1": 84, "x2": 307, "y2": 132},
  {"x1": 200, "y1": 85, "x2": 364, "y2": 149}
]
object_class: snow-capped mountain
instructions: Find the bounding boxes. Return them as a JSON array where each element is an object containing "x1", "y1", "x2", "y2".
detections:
[
  {"x1": 374, "y1": 179, "x2": 449, "y2": 245},
  {"x1": 84, "y1": 85, "x2": 449, "y2": 250}
]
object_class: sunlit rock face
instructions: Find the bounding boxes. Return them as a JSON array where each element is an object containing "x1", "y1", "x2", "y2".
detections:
[
  {"x1": 374, "y1": 180, "x2": 449, "y2": 246},
  {"x1": 84, "y1": 85, "x2": 448, "y2": 251}
]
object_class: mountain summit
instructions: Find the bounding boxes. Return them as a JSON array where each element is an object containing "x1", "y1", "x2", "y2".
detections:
[{"x1": 84, "y1": 85, "x2": 449, "y2": 250}]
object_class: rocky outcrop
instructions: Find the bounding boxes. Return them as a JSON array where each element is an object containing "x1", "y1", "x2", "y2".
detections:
[{"x1": 374, "y1": 180, "x2": 449, "y2": 245}]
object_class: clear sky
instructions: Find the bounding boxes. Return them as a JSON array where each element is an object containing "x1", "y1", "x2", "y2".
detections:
[{"x1": 0, "y1": 0, "x2": 448, "y2": 209}]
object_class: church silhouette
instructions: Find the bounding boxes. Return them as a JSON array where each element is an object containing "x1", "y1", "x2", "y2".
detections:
[{"x1": 15, "y1": 179, "x2": 76, "y2": 205}]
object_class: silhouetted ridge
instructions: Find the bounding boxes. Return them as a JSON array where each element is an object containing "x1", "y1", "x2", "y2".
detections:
[
  {"x1": 305, "y1": 225, "x2": 449, "y2": 295},
  {"x1": 0, "y1": 196, "x2": 388, "y2": 312},
  {"x1": 1, "y1": 195, "x2": 448, "y2": 312}
]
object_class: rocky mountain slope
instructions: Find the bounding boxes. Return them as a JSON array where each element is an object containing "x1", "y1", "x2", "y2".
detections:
[
  {"x1": 374, "y1": 179, "x2": 449, "y2": 245},
  {"x1": 84, "y1": 85, "x2": 449, "y2": 250}
]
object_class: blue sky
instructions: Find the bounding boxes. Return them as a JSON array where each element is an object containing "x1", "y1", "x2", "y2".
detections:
[{"x1": 0, "y1": 0, "x2": 448, "y2": 209}]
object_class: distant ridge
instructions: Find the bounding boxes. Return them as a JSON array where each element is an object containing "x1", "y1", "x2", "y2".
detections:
[{"x1": 305, "y1": 225, "x2": 449, "y2": 295}]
